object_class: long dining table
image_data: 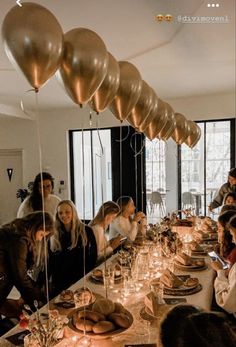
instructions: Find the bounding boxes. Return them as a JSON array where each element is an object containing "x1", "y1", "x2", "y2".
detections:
[{"x1": 1, "y1": 246, "x2": 215, "y2": 347}]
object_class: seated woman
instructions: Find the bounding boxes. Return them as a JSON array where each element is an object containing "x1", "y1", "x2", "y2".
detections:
[
  {"x1": 0, "y1": 212, "x2": 54, "y2": 316},
  {"x1": 109, "y1": 196, "x2": 146, "y2": 242},
  {"x1": 17, "y1": 172, "x2": 61, "y2": 218},
  {"x1": 89, "y1": 201, "x2": 121, "y2": 263},
  {"x1": 211, "y1": 214, "x2": 236, "y2": 316},
  {"x1": 49, "y1": 200, "x2": 97, "y2": 296},
  {"x1": 159, "y1": 304, "x2": 236, "y2": 347},
  {"x1": 216, "y1": 210, "x2": 236, "y2": 266},
  {"x1": 223, "y1": 192, "x2": 236, "y2": 205}
]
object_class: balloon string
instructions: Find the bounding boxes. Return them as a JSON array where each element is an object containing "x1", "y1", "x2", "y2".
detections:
[
  {"x1": 151, "y1": 140, "x2": 154, "y2": 218},
  {"x1": 81, "y1": 115, "x2": 87, "y2": 297},
  {"x1": 141, "y1": 143, "x2": 144, "y2": 212},
  {"x1": 120, "y1": 126, "x2": 123, "y2": 198},
  {"x1": 134, "y1": 134, "x2": 138, "y2": 210},
  {"x1": 34, "y1": 90, "x2": 50, "y2": 309},
  {"x1": 115, "y1": 124, "x2": 130, "y2": 142},
  {"x1": 130, "y1": 132, "x2": 145, "y2": 157},
  {"x1": 95, "y1": 114, "x2": 107, "y2": 298},
  {"x1": 20, "y1": 88, "x2": 38, "y2": 119}
]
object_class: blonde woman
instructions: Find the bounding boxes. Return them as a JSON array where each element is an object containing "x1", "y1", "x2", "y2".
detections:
[
  {"x1": 89, "y1": 201, "x2": 121, "y2": 262},
  {"x1": 49, "y1": 200, "x2": 97, "y2": 296}
]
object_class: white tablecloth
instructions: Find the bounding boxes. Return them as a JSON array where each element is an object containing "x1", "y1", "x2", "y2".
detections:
[{"x1": 2, "y1": 254, "x2": 215, "y2": 346}]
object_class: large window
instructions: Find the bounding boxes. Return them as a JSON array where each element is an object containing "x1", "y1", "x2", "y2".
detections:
[
  {"x1": 69, "y1": 129, "x2": 112, "y2": 220},
  {"x1": 146, "y1": 138, "x2": 166, "y2": 221},
  {"x1": 180, "y1": 119, "x2": 235, "y2": 216}
]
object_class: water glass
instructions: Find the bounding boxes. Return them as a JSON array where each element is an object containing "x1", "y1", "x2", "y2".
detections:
[{"x1": 102, "y1": 268, "x2": 111, "y2": 290}]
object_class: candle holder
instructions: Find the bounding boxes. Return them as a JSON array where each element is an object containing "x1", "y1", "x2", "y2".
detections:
[{"x1": 21, "y1": 301, "x2": 68, "y2": 347}]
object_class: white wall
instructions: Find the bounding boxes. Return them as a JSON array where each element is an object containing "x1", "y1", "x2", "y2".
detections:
[{"x1": 0, "y1": 91, "x2": 234, "y2": 218}]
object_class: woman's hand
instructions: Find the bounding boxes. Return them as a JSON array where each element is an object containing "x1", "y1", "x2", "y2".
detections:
[
  {"x1": 109, "y1": 236, "x2": 122, "y2": 250},
  {"x1": 133, "y1": 211, "x2": 146, "y2": 222},
  {"x1": 211, "y1": 259, "x2": 223, "y2": 271}
]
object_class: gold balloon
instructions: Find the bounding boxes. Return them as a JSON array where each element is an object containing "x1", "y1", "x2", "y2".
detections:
[
  {"x1": 137, "y1": 88, "x2": 157, "y2": 132},
  {"x1": 140, "y1": 97, "x2": 167, "y2": 134},
  {"x1": 171, "y1": 113, "x2": 190, "y2": 144},
  {"x1": 157, "y1": 102, "x2": 176, "y2": 140},
  {"x1": 57, "y1": 28, "x2": 108, "y2": 105},
  {"x1": 127, "y1": 80, "x2": 154, "y2": 129},
  {"x1": 89, "y1": 52, "x2": 120, "y2": 113},
  {"x1": 189, "y1": 123, "x2": 201, "y2": 148},
  {"x1": 2, "y1": 2, "x2": 63, "y2": 90},
  {"x1": 109, "y1": 61, "x2": 142, "y2": 122}
]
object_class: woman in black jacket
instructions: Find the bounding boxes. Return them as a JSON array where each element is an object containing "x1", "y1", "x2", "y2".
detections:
[
  {"x1": 49, "y1": 200, "x2": 97, "y2": 296},
  {"x1": 0, "y1": 212, "x2": 54, "y2": 316}
]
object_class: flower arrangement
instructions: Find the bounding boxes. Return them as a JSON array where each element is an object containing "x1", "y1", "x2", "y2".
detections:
[{"x1": 19, "y1": 301, "x2": 68, "y2": 347}]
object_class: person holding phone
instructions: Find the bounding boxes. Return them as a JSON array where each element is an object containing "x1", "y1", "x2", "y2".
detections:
[
  {"x1": 211, "y1": 215, "x2": 236, "y2": 316},
  {"x1": 89, "y1": 201, "x2": 121, "y2": 263},
  {"x1": 216, "y1": 210, "x2": 236, "y2": 267}
]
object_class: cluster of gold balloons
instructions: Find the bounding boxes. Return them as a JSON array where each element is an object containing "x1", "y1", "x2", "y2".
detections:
[{"x1": 2, "y1": 2, "x2": 201, "y2": 148}]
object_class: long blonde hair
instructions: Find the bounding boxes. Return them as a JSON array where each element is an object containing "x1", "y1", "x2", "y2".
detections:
[
  {"x1": 51, "y1": 200, "x2": 87, "y2": 251},
  {"x1": 89, "y1": 201, "x2": 120, "y2": 227}
]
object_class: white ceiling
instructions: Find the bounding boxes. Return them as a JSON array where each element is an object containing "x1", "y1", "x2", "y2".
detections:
[{"x1": 0, "y1": 0, "x2": 235, "y2": 118}]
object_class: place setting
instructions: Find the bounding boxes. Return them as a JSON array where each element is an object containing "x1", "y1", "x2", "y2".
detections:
[{"x1": 174, "y1": 252, "x2": 207, "y2": 271}]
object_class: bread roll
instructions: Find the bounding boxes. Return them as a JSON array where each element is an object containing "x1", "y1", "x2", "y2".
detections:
[
  {"x1": 194, "y1": 259, "x2": 205, "y2": 267},
  {"x1": 108, "y1": 312, "x2": 132, "y2": 329},
  {"x1": 92, "y1": 298, "x2": 115, "y2": 316},
  {"x1": 114, "y1": 302, "x2": 126, "y2": 314},
  {"x1": 78, "y1": 309, "x2": 106, "y2": 322},
  {"x1": 190, "y1": 241, "x2": 203, "y2": 252},
  {"x1": 185, "y1": 278, "x2": 199, "y2": 287},
  {"x1": 75, "y1": 318, "x2": 94, "y2": 332},
  {"x1": 92, "y1": 320, "x2": 115, "y2": 334},
  {"x1": 59, "y1": 289, "x2": 74, "y2": 302},
  {"x1": 92, "y1": 269, "x2": 103, "y2": 278}
]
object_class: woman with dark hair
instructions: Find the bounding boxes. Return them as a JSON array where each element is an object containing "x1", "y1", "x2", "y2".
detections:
[
  {"x1": 109, "y1": 196, "x2": 146, "y2": 241},
  {"x1": 223, "y1": 192, "x2": 236, "y2": 205},
  {"x1": 209, "y1": 168, "x2": 236, "y2": 212},
  {"x1": 216, "y1": 210, "x2": 236, "y2": 266},
  {"x1": 0, "y1": 212, "x2": 54, "y2": 315},
  {"x1": 211, "y1": 213, "x2": 236, "y2": 316},
  {"x1": 49, "y1": 200, "x2": 97, "y2": 296},
  {"x1": 17, "y1": 172, "x2": 61, "y2": 218},
  {"x1": 89, "y1": 201, "x2": 121, "y2": 262},
  {"x1": 159, "y1": 305, "x2": 236, "y2": 347}
]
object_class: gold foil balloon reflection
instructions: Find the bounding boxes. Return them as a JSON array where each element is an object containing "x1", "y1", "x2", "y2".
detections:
[
  {"x1": 109, "y1": 61, "x2": 142, "y2": 122},
  {"x1": 127, "y1": 81, "x2": 154, "y2": 129},
  {"x1": 89, "y1": 52, "x2": 120, "y2": 113},
  {"x1": 157, "y1": 102, "x2": 176, "y2": 140},
  {"x1": 171, "y1": 113, "x2": 190, "y2": 145},
  {"x1": 57, "y1": 28, "x2": 108, "y2": 106},
  {"x1": 2, "y1": 2, "x2": 63, "y2": 90}
]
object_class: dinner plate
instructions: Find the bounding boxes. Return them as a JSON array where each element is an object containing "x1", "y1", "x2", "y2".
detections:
[
  {"x1": 68, "y1": 306, "x2": 133, "y2": 339},
  {"x1": 89, "y1": 274, "x2": 123, "y2": 284},
  {"x1": 164, "y1": 284, "x2": 202, "y2": 296},
  {"x1": 53, "y1": 290, "x2": 97, "y2": 309},
  {"x1": 191, "y1": 250, "x2": 207, "y2": 256},
  {"x1": 164, "y1": 280, "x2": 199, "y2": 292},
  {"x1": 174, "y1": 259, "x2": 207, "y2": 271}
]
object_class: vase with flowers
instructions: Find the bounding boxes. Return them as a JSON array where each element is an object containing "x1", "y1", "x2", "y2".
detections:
[{"x1": 19, "y1": 301, "x2": 68, "y2": 347}]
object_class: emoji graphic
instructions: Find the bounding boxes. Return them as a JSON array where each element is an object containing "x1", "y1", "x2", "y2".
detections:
[
  {"x1": 165, "y1": 14, "x2": 173, "y2": 22},
  {"x1": 156, "y1": 14, "x2": 164, "y2": 21}
]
